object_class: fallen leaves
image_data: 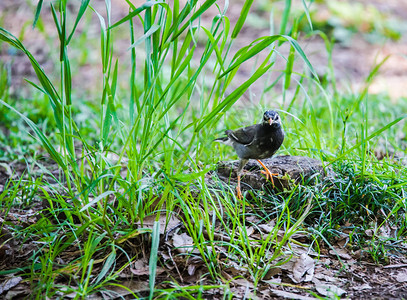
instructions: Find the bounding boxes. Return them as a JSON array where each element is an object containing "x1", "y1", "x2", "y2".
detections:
[
  {"x1": 1, "y1": 194, "x2": 407, "y2": 299},
  {"x1": 0, "y1": 277, "x2": 30, "y2": 299},
  {"x1": 329, "y1": 247, "x2": 352, "y2": 260},
  {"x1": 172, "y1": 232, "x2": 196, "y2": 254},
  {"x1": 0, "y1": 277, "x2": 22, "y2": 295},
  {"x1": 396, "y1": 270, "x2": 407, "y2": 283},
  {"x1": 291, "y1": 253, "x2": 315, "y2": 283},
  {"x1": 269, "y1": 289, "x2": 316, "y2": 300},
  {"x1": 130, "y1": 258, "x2": 165, "y2": 276}
]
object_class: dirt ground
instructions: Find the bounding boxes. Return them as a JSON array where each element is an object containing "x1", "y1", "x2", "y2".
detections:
[
  {"x1": 1, "y1": 174, "x2": 407, "y2": 299},
  {"x1": 1, "y1": 0, "x2": 407, "y2": 299},
  {"x1": 1, "y1": 0, "x2": 407, "y2": 101}
]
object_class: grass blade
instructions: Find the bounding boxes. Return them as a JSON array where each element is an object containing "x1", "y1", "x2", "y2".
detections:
[
  {"x1": 279, "y1": 0, "x2": 291, "y2": 35},
  {"x1": 219, "y1": 34, "x2": 317, "y2": 81},
  {"x1": 301, "y1": 0, "x2": 313, "y2": 31},
  {"x1": 94, "y1": 249, "x2": 116, "y2": 285},
  {"x1": 231, "y1": 0, "x2": 253, "y2": 39},
  {"x1": 149, "y1": 220, "x2": 160, "y2": 300},
  {"x1": 330, "y1": 114, "x2": 407, "y2": 164},
  {"x1": 128, "y1": 24, "x2": 161, "y2": 49},
  {"x1": 201, "y1": 27, "x2": 225, "y2": 72},
  {"x1": 33, "y1": 0, "x2": 44, "y2": 29},
  {"x1": 196, "y1": 53, "x2": 275, "y2": 132},
  {"x1": 170, "y1": 0, "x2": 217, "y2": 42},
  {"x1": 109, "y1": 1, "x2": 166, "y2": 30},
  {"x1": 67, "y1": 0, "x2": 91, "y2": 44}
]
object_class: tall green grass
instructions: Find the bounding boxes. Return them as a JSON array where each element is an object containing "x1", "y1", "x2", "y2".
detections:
[{"x1": 0, "y1": 1, "x2": 315, "y2": 219}]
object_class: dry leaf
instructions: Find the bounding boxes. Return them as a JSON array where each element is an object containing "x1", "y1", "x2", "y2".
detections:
[
  {"x1": 396, "y1": 270, "x2": 407, "y2": 283},
  {"x1": 130, "y1": 258, "x2": 165, "y2": 276},
  {"x1": 187, "y1": 264, "x2": 196, "y2": 276},
  {"x1": 104, "y1": 281, "x2": 149, "y2": 298},
  {"x1": 313, "y1": 272, "x2": 339, "y2": 283},
  {"x1": 246, "y1": 226, "x2": 255, "y2": 237},
  {"x1": 263, "y1": 267, "x2": 282, "y2": 280},
  {"x1": 0, "y1": 277, "x2": 22, "y2": 294},
  {"x1": 140, "y1": 214, "x2": 181, "y2": 235},
  {"x1": 315, "y1": 281, "x2": 346, "y2": 297},
  {"x1": 263, "y1": 278, "x2": 282, "y2": 285},
  {"x1": 270, "y1": 289, "x2": 316, "y2": 300},
  {"x1": 258, "y1": 223, "x2": 274, "y2": 233},
  {"x1": 355, "y1": 283, "x2": 372, "y2": 290},
  {"x1": 291, "y1": 253, "x2": 315, "y2": 283},
  {"x1": 130, "y1": 258, "x2": 150, "y2": 276},
  {"x1": 172, "y1": 232, "x2": 194, "y2": 254},
  {"x1": 329, "y1": 247, "x2": 352, "y2": 260},
  {"x1": 232, "y1": 278, "x2": 254, "y2": 289}
]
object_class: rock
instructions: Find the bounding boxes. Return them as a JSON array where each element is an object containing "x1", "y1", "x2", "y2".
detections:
[{"x1": 215, "y1": 155, "x2": 326, "y2": 192}]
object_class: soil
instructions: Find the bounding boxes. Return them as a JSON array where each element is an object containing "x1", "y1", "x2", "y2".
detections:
[{"x1": 1, "y1": 161, "x2": 407, "y2": 299}]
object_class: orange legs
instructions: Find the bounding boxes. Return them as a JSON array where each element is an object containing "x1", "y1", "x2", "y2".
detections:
[
  {"x1": 235, "y1": 160, "x2": 277, "y2": 199},
  {"x1": 257, "y1": 160, "x2": 278, "y2": 187},
  {"x1": 236, "y1": 174, "x2": 243, "y2": 199},
  {"x1": 236, "y1": 159, "x2": 248, "y2": 199}
]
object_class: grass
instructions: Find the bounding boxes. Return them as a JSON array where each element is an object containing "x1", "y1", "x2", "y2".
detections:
[
  {"x1": 293, "y1": 0, "x2": 405, "y2": 44},
  {"x1": 0, "y1": 0, "x2": 406, "y2": 298}
]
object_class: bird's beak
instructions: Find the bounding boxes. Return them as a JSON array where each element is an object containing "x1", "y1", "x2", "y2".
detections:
[{"x1": 268, "y1": 118, "x2": 274, "y2": 125}]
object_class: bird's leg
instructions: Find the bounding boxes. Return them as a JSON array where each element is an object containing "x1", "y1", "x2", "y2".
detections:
[
  {"x1": 257, "y1": 160, "x2": 279, "y2": 187},
  {"x1": 236, "y1": 159, "x2": 248, "y2": 199},
  {"x1": 236, "y1": 174, "x2": 243, "y2": 199}
]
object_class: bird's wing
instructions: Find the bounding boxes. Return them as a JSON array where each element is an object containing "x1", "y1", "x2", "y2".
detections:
[{"x1": 226, "y1": 124, "x2": 258, "y2": 145}]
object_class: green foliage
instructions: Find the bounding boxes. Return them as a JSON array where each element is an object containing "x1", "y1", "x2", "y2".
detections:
[
  {"x1": 0, "y1": 62, "x2": 9, "y2": 102},
  {"x1": 296, "y1": 0, "x2": 406, "y2": 44}
]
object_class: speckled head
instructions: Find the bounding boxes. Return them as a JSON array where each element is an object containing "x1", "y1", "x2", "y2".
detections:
[{"x1": 263, "y1": 110, "x2": 281, "y2": 128}]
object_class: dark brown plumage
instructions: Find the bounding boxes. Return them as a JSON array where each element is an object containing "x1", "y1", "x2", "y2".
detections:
[{"x1": 215, "y1": 110, "x2": 284, "y2": 198}]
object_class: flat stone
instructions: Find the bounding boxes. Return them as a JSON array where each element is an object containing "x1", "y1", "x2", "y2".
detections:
[{"x1": 215, "y1": 155, "x2": 326, "y2": 191}]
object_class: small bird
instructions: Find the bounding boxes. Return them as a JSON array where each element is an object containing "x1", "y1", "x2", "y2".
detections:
[{"x1": 215, "y1": 110, "x2": 284, "y2": 198}]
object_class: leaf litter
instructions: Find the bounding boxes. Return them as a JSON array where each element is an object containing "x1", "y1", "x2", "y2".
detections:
[{"x1": 1, "y1": 162, "x2": 407, "y2": 298}]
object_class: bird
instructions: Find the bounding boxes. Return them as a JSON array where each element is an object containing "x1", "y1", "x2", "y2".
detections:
[{"x1": 215, "y1": 110, "x2": 284, "y2": 198}]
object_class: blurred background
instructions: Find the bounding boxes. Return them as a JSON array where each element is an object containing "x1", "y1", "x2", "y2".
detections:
[{"x1": 1, "y1": 0, "x2": 407, "y2": 102}]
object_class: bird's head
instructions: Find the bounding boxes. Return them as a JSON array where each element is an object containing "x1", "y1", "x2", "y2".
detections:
[{"x1": 263, "y1": 110, "x2": 281, "y2": 128}]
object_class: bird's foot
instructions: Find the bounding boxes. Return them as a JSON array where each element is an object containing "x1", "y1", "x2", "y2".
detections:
[
  {"x1": 260, "y1": 169, "x2": 279, "y2": 186},
  {"x1": 236, "y1": 186, "x2": 243, "y2": 199},
  {"x1": 257, "y1": 160, "x2": 279, "y2": 187}
]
